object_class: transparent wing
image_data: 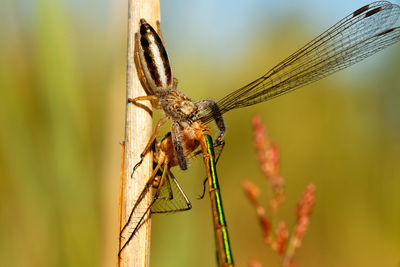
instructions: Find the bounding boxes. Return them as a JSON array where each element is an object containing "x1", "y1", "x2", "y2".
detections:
[
  {"x1": 199, "y1": 1, "x2": 400, "y2": 123},
  {"x1": 119, "y1": 166, "x2": 191, "y2": 255},
  {"x1": 151, "y1": 170, "x2": 192, "y2": 213}
]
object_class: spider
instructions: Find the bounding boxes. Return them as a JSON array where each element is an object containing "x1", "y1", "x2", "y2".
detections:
[{"x1": 129, "y1": 19, "x2": 225, "y2": 171}]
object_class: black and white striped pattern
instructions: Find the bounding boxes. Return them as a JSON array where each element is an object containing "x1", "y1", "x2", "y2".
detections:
[{"x1": 137, "y1": 19, "x2": 173, "y2": 93}]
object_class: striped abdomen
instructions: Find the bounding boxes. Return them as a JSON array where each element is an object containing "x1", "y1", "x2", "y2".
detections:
[{"x1": 137, "y1": 19, "x2": 173, "y2": 93}]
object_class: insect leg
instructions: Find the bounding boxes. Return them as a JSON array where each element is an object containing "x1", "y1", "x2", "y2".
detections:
[
  {"x1": 121, "y1": 162, "x2": 162, "y2": 235},
  {"x1": 198, "y1": 140, "x2": 225, "y2": 199},
  {"x1": 155, "y1": 20, "x2": 164, "y2": 42},
  {"x1": 172, "y1": 77, "x2": 178, "y2": 89},
  {"x1": 119, "y1": 198, "x2": 154, "y2": 257},
  {"x1": 150, "y1": 168, "x2": 192, "y2": 213},
  {"x1": 214, "y1": 139, "x2": 225, "y2": 164},
  {"x1": 153, "y1": 160, "x2": 169, "y2": 197},
  {"x1": 128, "y1": 95, "x2": 158, "y2": 103},
  {"x1": 132, "y1": 116, "x2": 169, "y2": 173},
  {"x1": 158, "y1": 168, "x2": 174, "y2": 201},
  {"x1": 195, "y1": 99, "x2": 226, "y2": 145},
  {"x1": 167, "y1": 170, "x2": 192, "y2": 210},
  {"x1": 119, "y1": 161, "x2": 169, "y2": 256},
  {"x1": 198, "y1": 177, "x2": 208, "y2": 200}
]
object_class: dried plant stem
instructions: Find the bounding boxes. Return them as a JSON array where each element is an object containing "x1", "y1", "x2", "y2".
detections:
[{"x1": 118, "y1": 1, "x2": 160, "y2": 267}]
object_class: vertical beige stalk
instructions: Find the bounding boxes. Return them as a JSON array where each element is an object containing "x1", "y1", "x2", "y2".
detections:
[{"x1": 118, "y1": 1, "x2": 160, "y2": 267}]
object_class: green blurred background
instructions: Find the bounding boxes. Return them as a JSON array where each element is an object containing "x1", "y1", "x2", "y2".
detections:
[{"x1": 1, "y1": 0, "x2": 399, "y2": 266}]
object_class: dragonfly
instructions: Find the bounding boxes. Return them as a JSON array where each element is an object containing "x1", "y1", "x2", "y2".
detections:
[{"x1": 120, "y1": 1, "x2": 400, "y2": 266}]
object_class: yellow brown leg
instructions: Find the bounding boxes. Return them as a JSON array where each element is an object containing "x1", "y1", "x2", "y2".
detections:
[
  {"x1": 128, "y1": 95, "x2": 158, "y2": 103},
  {"x1": 143, "y1": 116, "x2": 169, "y2": 154},
  {"x1": 132, "y1": 116, "x2": 169, "y2": 173},
  {"x1": 119, "y1": 160, "x2": 164, "y2": 255},
  {"x1": 123, "y1": 161, "x2": 162, "y2": 234},
  {"x1": 154, "y1": 160, "x2": 169, "y2": 198},
  {"x1": 173, "y1": 77, "x2": 178, "y2": 89}
]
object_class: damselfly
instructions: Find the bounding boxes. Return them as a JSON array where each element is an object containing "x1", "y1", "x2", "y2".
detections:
[
  {"x1": 119, "y1": 122, "x2": 233, "y2": 265},
  {"x1": 121, "y1": 1, "x2": 400, "y2": 265}
]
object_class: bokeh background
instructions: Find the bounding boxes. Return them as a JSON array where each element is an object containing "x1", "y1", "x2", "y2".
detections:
[{"x1": 1, "y1": 0, "x2": 400, "y2": 266}]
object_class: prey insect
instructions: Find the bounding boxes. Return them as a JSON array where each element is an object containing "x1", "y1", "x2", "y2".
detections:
[
  {"x1": 119, "y1": 132, "x2": 192, "y2": 254},
  {"x1": 121, "y1": 1, "x2": 400, "y2": 265}
]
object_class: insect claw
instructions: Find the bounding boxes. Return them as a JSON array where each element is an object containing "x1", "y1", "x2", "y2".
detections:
[
  {"x1": 197, "y1": 177, "x2": 208, "y2": 199},
  {"x1": 132, "y1": 159, "x2": 144, "y2": 175},
  {"x1": 214, "y1": 140, "x2": 221, "y2": 147}
]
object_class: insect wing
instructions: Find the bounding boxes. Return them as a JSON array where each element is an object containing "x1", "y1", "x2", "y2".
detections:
[
  {"x1": 151, "y1": 170, "x2": 192, "y2": 213},
  {"x1": 200, "y1": 1, "x2": 400, "y2": 123}
]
